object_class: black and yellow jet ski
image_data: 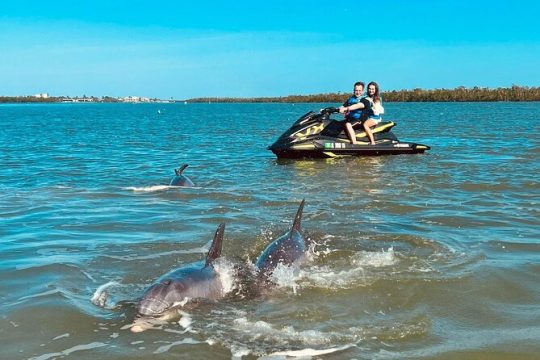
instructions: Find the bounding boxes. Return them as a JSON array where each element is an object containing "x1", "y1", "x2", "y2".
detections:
[{"x1": 268, "y1": 107, "x2": 430, "y2": 159}]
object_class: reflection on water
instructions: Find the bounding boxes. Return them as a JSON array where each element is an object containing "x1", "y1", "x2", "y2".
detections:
[{"x1": 0, "y1": 102, "x2": 539, "y2": 359}]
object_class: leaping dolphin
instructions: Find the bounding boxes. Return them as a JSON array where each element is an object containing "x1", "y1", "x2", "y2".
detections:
[
  {"x1": 169, "y1": 164, "x2": 194, "y2": 187},
  {"x1": 255, "y1": 200, "x2": 307, "y2": 280},
  {"x1": 131, "y1": 223, "x2": 226, "y2": 332}
]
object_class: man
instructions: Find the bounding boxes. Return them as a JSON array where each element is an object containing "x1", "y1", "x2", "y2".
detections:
[{"x1": 339, "y1": 81, "x2": 372, "y2": 144}]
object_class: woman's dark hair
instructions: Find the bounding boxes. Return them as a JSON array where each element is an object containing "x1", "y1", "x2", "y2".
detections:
[{"x1": 367, "y1": 81, "x2": 380, "y2": 101}]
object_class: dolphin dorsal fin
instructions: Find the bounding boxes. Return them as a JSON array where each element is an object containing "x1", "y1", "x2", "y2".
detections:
[
  {"x1": 175, "y1": 164, "x2": 189, "y2": 176},
  {"x1": 291, "y1": 199, "x2": 305, "y2": 233},
  {"x1": 205, "y1": 223, "x2": 225, "y2": 267}
]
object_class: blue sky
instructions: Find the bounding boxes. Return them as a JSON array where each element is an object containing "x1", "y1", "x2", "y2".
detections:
[{"x1": 1, "y1": 0, "x2": 539, "y2": 99}]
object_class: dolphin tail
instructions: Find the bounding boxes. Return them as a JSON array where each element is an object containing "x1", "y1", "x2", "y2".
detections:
[
  {"x1": 174, "y1": 164, "x2": 189, "y2": 176},
  {"x1": 205, "y1": 223, "x2": 225, "y2": 267},
  {"x1": 291, "y1": 199, "x2": 305, "y2": 233}
]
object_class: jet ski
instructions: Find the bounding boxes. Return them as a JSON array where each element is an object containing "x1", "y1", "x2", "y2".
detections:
[{"x1": 268, "y1": 107, "x2": 430, "y2": 159}]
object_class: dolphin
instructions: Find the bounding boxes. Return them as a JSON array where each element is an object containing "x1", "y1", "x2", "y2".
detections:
[
  {"x1": 169, "y1": 164, "x2": 194, "y2": 187},
  {"x1": 255, "y1": 200, "x2": 307, "y2": 280},
  {"x1": 131, "y1": 223, "x2": 226, "y2": 332}
]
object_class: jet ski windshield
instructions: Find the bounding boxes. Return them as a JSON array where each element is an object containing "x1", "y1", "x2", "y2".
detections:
[{"x1": 292, "y1": 107, "x2": 338, "y2": 127}]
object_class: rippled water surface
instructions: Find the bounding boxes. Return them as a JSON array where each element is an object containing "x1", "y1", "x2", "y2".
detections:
[{"x1": 1, "y1": 102, "x2": 539, "y2": 359}]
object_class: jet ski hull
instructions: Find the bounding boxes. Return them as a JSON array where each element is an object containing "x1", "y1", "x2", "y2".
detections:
[
  {"x1": 270, "y1": 141, "x2": 430, "y2": 159},
  {"x1": 268, "y1": 108, "x2": 431, "y2": 159}
]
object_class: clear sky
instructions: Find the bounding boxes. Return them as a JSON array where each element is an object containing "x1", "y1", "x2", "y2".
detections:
[{"x1": 1, "y1": 0, "x2": 539, "y2": 99}]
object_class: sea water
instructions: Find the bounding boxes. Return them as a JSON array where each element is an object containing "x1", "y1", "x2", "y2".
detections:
[{"x1": 0, "y1": 102, "x2": 539, "y2": 359}]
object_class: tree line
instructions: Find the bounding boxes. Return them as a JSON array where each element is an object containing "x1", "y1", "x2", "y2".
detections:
[
  {"x1": 0, "y1": 96, "x2": 60, "y2": 103},
  {"x1": 186, "y1": 85, "x2": 540, "y2": 103},
  {"x1": 383, "y1": 86, "x2": 540, "y2": 102}
]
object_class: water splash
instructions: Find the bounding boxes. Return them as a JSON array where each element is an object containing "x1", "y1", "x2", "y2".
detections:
[{"x1": 91, "y1": 281, "x2": 121, "y2": 309}]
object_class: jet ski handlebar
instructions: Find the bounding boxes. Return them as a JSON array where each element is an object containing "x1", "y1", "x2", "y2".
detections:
[{"x1": 320, "y1": 107, "x2": 339, "y2": 115}]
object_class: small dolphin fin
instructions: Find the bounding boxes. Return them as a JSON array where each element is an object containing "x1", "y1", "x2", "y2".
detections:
[
  {"x1": 291, "y1": 199, "x2": 305, "y2": 233},
  {"x1": 174, "y1": 164, "x2": 189, "y2": 176},
  {"x1": 205, "y1": 223, "x2": 225, "y2": 267}
]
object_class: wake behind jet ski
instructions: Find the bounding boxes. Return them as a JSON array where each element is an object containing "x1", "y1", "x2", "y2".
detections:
[{"x1": 268, "y1": 107, "x2": 430, "y2": 159}]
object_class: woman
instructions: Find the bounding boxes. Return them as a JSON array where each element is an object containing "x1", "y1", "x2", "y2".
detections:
[{"x1": 363, "y1": 82, "x2": 384, "y2": 145}]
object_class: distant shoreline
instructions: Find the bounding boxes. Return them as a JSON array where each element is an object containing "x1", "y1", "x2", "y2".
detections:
[
  {"x1": 2, "y1": 86, "x2": 539, "y2": 103},
  {"x1": 0, "y1": 95, "x2": 171, "y2": 104}
]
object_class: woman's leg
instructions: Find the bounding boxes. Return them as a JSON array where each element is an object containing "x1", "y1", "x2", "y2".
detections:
[
  {"x1": 363, "y1": 119, "x2": 377, "y2": 144},
  {"x1": 345, "y1": 122, "x2": 358, "y2": 144}
]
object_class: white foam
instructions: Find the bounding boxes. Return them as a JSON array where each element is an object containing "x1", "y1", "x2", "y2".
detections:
[
  {"x1": 286, "y1": 248, "x2": 397, "y2": 290},
  {"x1": 270, "y1": 264, "x2": 302, "y2": 294},
  {"x1": 91, "y1": 281, "x2": 121, "y2": 309},
  {"x1": 80, "y1": 270, "x2": 96, "y2": 282},
  {"x1": 153, "y1": 338, "x2": 202, "y2": 354},
  {"x1": 351, "y1": 247, "x2": 397, "y2": 268},
  {"x1": 53, "y1": 185, "x2": 72, "y2": 189},
  {"x1": 125, "y1": 185, "x2": 171, "y2": 192},
  {"x1": 17, "y1": 289, "x2": 60, "y2": 302},
  {"x1": 125, "y1": 185, "x2": 202, "y2": 192},
  {"x1": 264, "y1": 344, "x2": 355, "y2": 358},
  {"x1": 28, "y1": 342, "x2": 107, "y2": 360},
  {"x1": 52, "y1": 333, "x2": 70, "y2": 341},
  {"x1": 212, "y1": 258, "x2": 239, "y2": 295},
  {"x1": 297, "y1": 265, "x2": 368, "y2": 289},
  {"x1": 178, "y1": 311, "x2": 193, "y2": 329},
  {"x1": 126, "y1": 317, "x2": 167, "y2": 333},
  {"x1": 231, "y1": 346, "x2": 252, "y2": 359},
  {"x1": 258, "y1": 249, "x2": 394, "y2": 292},
  {"x1": 171, "y1": 297, "x2": 192, "y2": 308},
  {"x1": 233, "y1": 318, "x2": 333, "y2": 345}
]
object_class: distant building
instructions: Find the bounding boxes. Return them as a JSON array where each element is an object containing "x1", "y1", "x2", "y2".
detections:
[
  {"x1": 33, "y1": 93, "x2": 49, "y2": 99},
  {"x1": 60, "y1": 97, "x2": 94, "y2": 103},
  {"x1": 121, "y1": 96, "x2": 152, "y2": 103},
  {"x1": 122, "y1": 96, "x2": 140, "y2": 103},
  {"x1": 54, "y1": 94, "x2": 167, "y2": 103}
]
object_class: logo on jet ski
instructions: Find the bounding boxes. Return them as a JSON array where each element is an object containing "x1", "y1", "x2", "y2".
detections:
[
  {"x1": 293, "y1": 123, "x2": 325, "y2": 139},
  {"x1": 324, "y1": 142, "x2": 347, "y2": 149}
]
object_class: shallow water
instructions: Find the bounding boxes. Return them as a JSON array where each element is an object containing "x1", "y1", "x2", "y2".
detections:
[{"x1": 0, "y1": 102, "x2": 539, "y2": 359}]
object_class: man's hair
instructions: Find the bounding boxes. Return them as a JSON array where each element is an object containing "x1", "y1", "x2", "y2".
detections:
[{"x1": 354, "y1": 81, "x2": 365, "y2": 88}]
